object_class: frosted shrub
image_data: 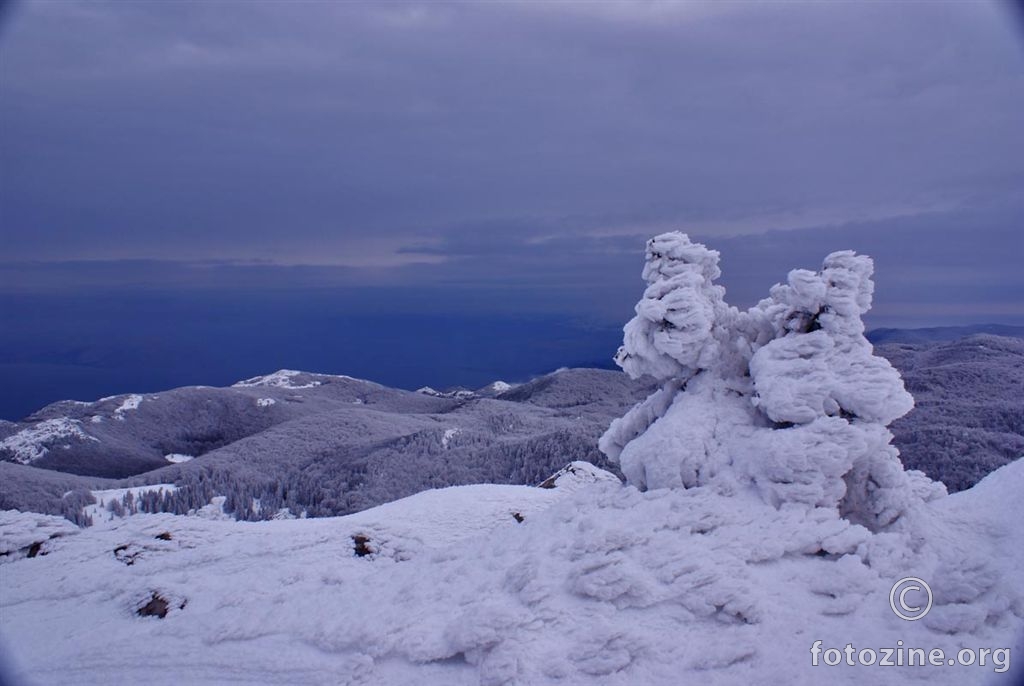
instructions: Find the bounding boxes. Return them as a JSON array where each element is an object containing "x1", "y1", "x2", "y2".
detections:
[{"x1": 601, "y1": 232, "x2": 944, "y2": 530}]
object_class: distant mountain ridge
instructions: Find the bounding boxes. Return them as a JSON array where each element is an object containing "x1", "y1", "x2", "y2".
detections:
[
  {"x1": 874, "y1": 333, "x2": 1024, "y2": 491},
  {"x1": 0, "y1": 368, "x2": 655, "y2": 524},
  {"x1": 867, "y1": 323, "x2": 1024, "y2": 344},
  {"x1": 1, "y1": 334, "x2": 1021, "y2": 525}
]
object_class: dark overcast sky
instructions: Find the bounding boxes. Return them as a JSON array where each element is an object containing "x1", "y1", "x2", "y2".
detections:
[
  {"x1": 1, "y1": 0, "x2": 1023, "y2": 415},
  {"x1": 3, "y1": 0, "x2": 1023, "y2": 295}
]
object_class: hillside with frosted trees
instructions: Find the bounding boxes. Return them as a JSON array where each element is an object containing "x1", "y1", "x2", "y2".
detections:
[{"x1": 1, "y1": 327, "x2": 1021, "y2": 527}]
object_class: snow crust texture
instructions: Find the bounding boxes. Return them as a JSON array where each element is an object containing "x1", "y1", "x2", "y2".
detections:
[
  {"x1": 601, "y1": 232, "x2": 944, "y2": 531},
  {"x1": 1, "y1": 459, "x2": 1021, "y2": 686}
]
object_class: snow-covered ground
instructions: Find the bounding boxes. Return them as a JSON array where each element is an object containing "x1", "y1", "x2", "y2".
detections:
[
  {"x1": 0, "y1": 510, "x2": 78, "y2": 558},
  {"x1": 1, "y1": 460, "x2": 1021, "y2": 686}
]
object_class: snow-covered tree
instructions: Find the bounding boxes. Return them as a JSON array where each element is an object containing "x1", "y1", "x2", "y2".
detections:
[
  {"x1": 601, "y1": 232, "x2": 944, "y2": 531},
  {"x1": 599, "y1": 234, "x2": 742, "y2": 466}
]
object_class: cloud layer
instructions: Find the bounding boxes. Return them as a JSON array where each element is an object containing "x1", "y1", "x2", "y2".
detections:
[{"x1": 2, "y1": 0, "x2": 1022, "y2": 323}]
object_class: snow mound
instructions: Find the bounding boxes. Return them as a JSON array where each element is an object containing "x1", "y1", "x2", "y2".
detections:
[
  {"x1": 0, "y1": 418, "x2": 98, "y2": 465},
  {"x1": 0, "y1": 510, "x2": 79, "y2": 560},
  {"x1": 164, "y1": 453, "x2": 195, "y2": 464},
  {"x1": 538, "y1": 460, "x2": 623, "y2": 490}
]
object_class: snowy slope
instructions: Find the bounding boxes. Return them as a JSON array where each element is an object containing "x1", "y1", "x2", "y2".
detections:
[
  {"x1": 83, "y1": 484, "x2": 179, "y2": 523},
  {"x1": 0, "y1": 417, "x2": 98, "y2": 465},
  {"x1": 1, "y1": 459, "x2": 1021, "y2": 686}
]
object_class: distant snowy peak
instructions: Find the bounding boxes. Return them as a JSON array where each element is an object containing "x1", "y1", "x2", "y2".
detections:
[
  {"x1": 233, "y1": 369, "x2": 323, "y2": 389},
  {"x1": 0, "y1": 418, "x2": 98, "y2": 465},
  {"x1": 475, "y1": 380, "x2": 519, "y2": 397},
  {"x1": 233, "y1": 369, "x2": 379, "y2": 390}
]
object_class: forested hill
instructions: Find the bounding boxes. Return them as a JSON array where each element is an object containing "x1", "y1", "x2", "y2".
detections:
[{"x1": 1, "y1": 335, "x2": 1021, "y2": 525}]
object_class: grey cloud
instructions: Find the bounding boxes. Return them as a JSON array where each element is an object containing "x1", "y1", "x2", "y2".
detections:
[
  {"x1": 6, "y1": 200, "x2": 1019, "y2": 329},
  {"x1": 1, "y1": 0, "x2": 1021, "y2": 327},
  {"x1": 3, "y1": 1, "x2": 1022, "y2": 261}
]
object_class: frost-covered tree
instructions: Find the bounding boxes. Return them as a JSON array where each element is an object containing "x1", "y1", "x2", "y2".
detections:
[
  {"x1": 600, "y1": 232, "x2": 945, "y2": 531},
  {"x1": 613, "y1": 232, "x2": 734, "y2": 380},
  {"x1": 599, "y1": 234, "x2": 742, "y2": 466}
]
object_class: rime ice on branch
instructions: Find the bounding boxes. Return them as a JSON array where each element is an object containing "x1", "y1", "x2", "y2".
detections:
[{"x1": 600, "y1": 232, "x2": 944, "y2": 531}]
